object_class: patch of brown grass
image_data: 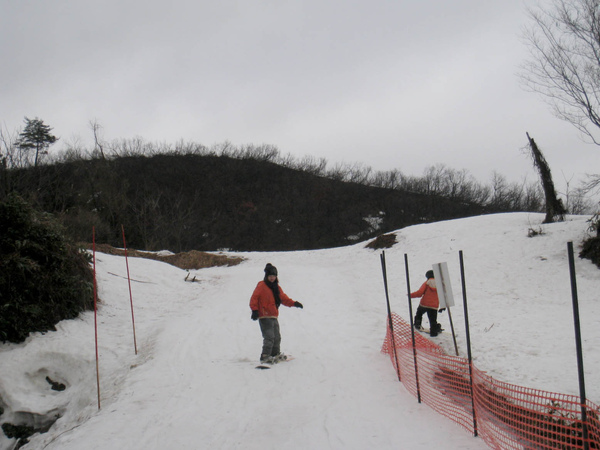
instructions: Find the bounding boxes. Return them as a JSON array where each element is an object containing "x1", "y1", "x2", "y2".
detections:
[
  {"x1": 365, "y1": 233, "x2": 397, "y2": 250},
  {"x1": 84, "y1": 244, "x2": 244, "y2": 270}
]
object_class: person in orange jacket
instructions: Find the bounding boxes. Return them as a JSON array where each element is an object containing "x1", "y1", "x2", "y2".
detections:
[
  {"x1": 410, "y1": 270, "x2": 441, "y2": 336},
  {"x1": 250, "y1": 263, "x2": 303, "y2": 363}
]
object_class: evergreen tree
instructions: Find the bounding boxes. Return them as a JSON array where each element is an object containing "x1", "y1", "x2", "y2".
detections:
[
  {"x1": 0, "y1": 194, "x2": 93, "y2": 343},
  {"x1": 15, "y1": 117, "x2": 58, "y2": 167}
]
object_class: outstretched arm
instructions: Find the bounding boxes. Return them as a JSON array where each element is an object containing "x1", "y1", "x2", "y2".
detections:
[{"x1": 279, "y1": 286, "x2": 302, "y2": 308}]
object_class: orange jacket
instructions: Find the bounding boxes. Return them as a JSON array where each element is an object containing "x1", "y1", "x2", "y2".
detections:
[
  {"x1": 250, "y1": 281, "x2": 295, "y2": 318},
  {"x1": 410, "y1": 279, "x2": 439, "y2": 310}
]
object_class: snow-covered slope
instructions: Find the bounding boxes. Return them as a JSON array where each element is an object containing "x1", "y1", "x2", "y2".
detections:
[{"x1": 0, "y1": 213, "x2": 597, "y2": 450}]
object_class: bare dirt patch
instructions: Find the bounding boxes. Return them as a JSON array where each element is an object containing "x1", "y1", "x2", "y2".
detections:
[
  {"x1": 365, "y1": 233, "x2": 397, "y2": 250},
  {"x1": 86, "y1": 244, "x2": 245, "y2": 270}
]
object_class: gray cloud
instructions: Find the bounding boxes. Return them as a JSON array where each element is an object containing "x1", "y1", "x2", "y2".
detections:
[{"x1": 2, "y1": 0, "x2": 599, "y2": 192}]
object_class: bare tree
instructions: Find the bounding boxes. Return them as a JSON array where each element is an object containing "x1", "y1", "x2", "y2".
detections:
[
  {"x1": 371, "y1": 169, "x2": 403, "y2": 190},
  {"x1": 0, "y1": 125, "x2": 16, "y2": 165},
  {"x1": 520, "y1": 0, "x2": 600, "y2": 144},
  {"x1": 346, "y1": 162, "x2": 372, "y2": 184},
  {"x1": 90, "y1": 119, "x2": 106, "y2": 160},
  {"x1": 558, "y1": 171, "x2": 594, "y2": 213},
  {"x1": 326, "y1": 161, "x2": 352, "y2": 181},
  {"x1": 0, "y1": 124, "x2": 32, "y2": 169},
  {"x1": 488, "y1": 172, "x2": 515, "y2": 210},
  {"x1": 567, "y1": 186, "x2": 594, "y2": 213},
  {"x1": 294, "y1": 155, "x2": 328, "y2": 176},
  {"x1": 0, "y1": 126, "x2": 12, "y2": 198}
]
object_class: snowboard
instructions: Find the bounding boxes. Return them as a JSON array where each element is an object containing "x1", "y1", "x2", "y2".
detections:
[
  {"x1": 255, "y1": 355, "x2": 295, "y2": 370},
  {"x1": 415, "y1": 326, "x2": 444, "y2": 334}
]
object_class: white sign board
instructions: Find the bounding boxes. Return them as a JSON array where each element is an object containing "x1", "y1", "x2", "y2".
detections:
[{"x1": 432, "y1": 262, "x2": 455, "y2": 308}]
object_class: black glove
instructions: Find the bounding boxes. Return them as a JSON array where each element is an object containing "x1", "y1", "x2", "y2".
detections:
[
  {"x1": 251, "y1": 310, "x2": 259, "y2": 320},
  {"x1": 438, "y1": 308, "x2": 446, "y2": 313},
  {"x1": 294, "y1": 301, "x2": 303, "y2": 309}
]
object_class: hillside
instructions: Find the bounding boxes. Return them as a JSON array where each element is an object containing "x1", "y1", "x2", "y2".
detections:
[
  {"x1": 3, "y1": 153, "x2": 490, "y2": 252},
  {"x1": 0, "y1": 213, "x2": 597, "y2": 449}
]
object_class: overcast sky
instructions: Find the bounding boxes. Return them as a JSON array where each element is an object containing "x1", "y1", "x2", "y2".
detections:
[{"x1": 2, "y1": 0, "x2": 599, "y2": 195}]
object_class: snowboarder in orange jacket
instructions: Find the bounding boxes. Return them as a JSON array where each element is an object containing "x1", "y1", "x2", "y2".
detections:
[
  {"x1": 250, "y1": 263, "x2": 303, "y2": 363},
  {"x1": 410, "y1": 270, "x2": 441, "y2": 336}
]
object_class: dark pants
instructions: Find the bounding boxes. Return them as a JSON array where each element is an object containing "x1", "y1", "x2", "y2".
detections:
[
  {"x1": 259, "y1": 318, "x2": 281, "y2": 357},
  {"x1": 414, "y1": 306, "x2": 439, "y2": 335}
]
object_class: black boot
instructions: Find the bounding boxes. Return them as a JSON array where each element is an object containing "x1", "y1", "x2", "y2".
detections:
[{"x1": 430, "y1": 323, "x2": 440, "y2": 336}]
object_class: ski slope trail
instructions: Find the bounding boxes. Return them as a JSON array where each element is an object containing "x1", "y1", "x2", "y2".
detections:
[
  {"x1": 36, "y1": 245, "x2": 485, "y2": 449},
  {"x1": 7, "y1": 212, "x2": 597, "y2": 449}
]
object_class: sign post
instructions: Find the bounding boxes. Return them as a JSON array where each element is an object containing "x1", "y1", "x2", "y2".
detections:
[{"x1": 432, "y1": 262, "x2": 459, "y2": 355}]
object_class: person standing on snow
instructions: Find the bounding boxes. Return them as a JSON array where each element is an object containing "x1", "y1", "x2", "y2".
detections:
[
  {"x1": 250, "y1": 263, "x2": 303, "y2": 364},
  {"x1": 410, "y1": 270, "x2": 442, "y2": 337}
]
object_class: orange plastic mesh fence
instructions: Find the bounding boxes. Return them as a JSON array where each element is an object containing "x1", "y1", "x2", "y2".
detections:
[{"x1": 381, "y1": 313, "x2": 600, "y2": 449}]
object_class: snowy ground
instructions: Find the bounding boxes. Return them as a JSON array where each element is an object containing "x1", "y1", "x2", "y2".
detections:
[{"x1": 0, "y1": 213, "x2": 597, "y2": 450}]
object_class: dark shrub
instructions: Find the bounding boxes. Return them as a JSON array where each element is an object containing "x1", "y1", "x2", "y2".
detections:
[
  {"x1": 0, "y1": 194, "x2": 93, "y2": 343},
  {"x1": 580, "y1": 236, "x2": 600, "y2": 268}
]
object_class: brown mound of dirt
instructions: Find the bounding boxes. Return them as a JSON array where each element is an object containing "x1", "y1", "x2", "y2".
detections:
[
  {"x1": 86, "y1": 244, "x2": 244, "y2": 270},
  {"x1": 365, "y1": 233, "x2": 397, "y2": 250}
]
